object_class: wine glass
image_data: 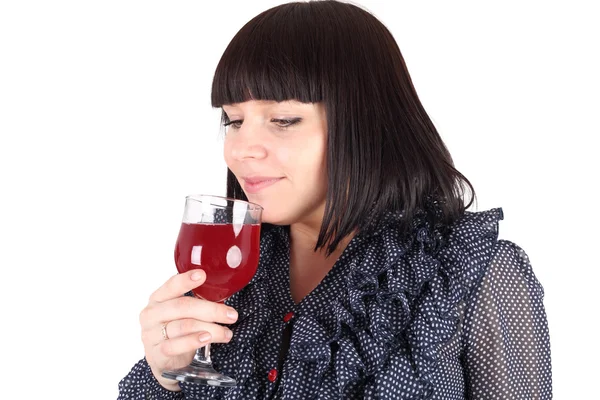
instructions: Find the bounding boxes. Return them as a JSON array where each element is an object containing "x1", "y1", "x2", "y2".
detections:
[{"x1": 161, "y1": 194, "x2": 263, "y2": 387}]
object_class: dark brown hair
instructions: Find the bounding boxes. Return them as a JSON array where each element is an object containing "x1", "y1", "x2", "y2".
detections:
[{"x1": 212, "y1": 0, "x2": 476, "y2": 255}]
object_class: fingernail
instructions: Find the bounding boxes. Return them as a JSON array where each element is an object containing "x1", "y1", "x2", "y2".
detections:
[
  {"x1": 191, "y1": 270, "x2": 204, "y2": 281},
  {"x1": 199, "y1": 332, "x2": 211, "y2": 343},
  {"x1": 227, "y1": 309, "x2": 238, "y2": 321},
  {"x1": 225, "y1": 329, "x2": 233, "y2": 340}
]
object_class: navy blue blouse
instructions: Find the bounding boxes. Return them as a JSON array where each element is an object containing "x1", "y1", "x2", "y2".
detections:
[{"x1": 118, "y1": 208, "x2": 552, "y2": 399}]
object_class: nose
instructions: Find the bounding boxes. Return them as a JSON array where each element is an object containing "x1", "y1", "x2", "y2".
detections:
[{"x1": 228, "y1": 124, "x2": 268, "y2": 161}]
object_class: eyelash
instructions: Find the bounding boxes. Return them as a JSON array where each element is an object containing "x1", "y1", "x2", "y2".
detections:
[{"x1": 223, "y1": 118, "x2": 302, "y2": 130}]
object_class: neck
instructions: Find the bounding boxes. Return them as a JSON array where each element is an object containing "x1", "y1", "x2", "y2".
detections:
[
  {"x1": 288, "y1": 201, "x2": 355, "y2": 256},
  {"x1": 289, "y1": 221, "x2": 355, "y2": 257},
  {"x1": 288, "y1": 201, "x2": 326, "y2": 252},
  {"x1": 289, "y1": 223, "x2": 321, "y2": 254},
  {"x1": 288, "y1": 221, "x2": 355, "y2": 304}
]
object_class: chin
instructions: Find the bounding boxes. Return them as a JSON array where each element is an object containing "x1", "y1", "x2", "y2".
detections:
[
  {"x1": 242, "y1": 193, "x2": 283, "y2": 224},
  {"x1": 260, "y1": 211, "x2": 288, "y2": 226},
  {"x1": 257, "y1": 206, "x2": 295, "y2": 226}
]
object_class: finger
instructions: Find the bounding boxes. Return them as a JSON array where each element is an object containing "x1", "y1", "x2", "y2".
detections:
[
  {"x1": 167, "y1": 319, "x2": 234, "y2": 343},
  {"x1": 157, "y1": 331, "x2": 213, "y2": 358},
  {"x1": 144, "y1": 319, "x2": 234, "y2": 345},
  {"x1": 141, "y1": 296, "x2": 238, "y2": 329},
  {"x1": 149, "y1": 269, "x2": 206, "y2": 303}
]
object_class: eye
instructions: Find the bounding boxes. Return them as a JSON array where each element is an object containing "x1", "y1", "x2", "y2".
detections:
[
  {"x1": 272, "y1": 117, "x2": 302, "y2": 128},
  {"x1": 223, "y1": 119, "x2": 243, "y2": 130}
]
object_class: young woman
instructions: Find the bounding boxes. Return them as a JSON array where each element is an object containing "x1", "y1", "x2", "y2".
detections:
[{"x1": 119, "y1": 1, "x2": 551, "y2": 399}]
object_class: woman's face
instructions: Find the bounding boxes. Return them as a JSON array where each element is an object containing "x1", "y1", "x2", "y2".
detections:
[{"x1": 223, "y1": 100, "x2": 328, "y2": 226}]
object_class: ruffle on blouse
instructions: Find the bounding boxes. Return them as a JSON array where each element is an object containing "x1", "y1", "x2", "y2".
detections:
[
  {"x1": 286, "y1": 207, "x2": 503, "y2": 399},
  {"x1": 201, "y1": 208, "x2": 503, "y2": 399}
]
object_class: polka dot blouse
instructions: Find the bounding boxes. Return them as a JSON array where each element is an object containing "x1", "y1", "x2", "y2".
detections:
[{"x1": 118, "y1": 208, "x2": 552, "y2": 399}]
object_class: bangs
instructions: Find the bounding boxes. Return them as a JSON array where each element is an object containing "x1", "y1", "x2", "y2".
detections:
[{"x1": 211, "y1": 3, "x2": 324, "y2": 107}]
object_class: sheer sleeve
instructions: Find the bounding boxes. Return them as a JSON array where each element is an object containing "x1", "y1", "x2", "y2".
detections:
[
  {"x1": 117, "y1": 358, "x2": 185, "y2": 400},
  {"x1": 462, "y1": 240, "x2": 552, "y2": 399}
]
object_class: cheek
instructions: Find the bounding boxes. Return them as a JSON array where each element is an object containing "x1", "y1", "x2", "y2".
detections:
[
  {"x1": 304, "y1": 139, "x2": 327, "y2": 173},
  {"x1": 277, "y1": 145, "x2": 320, "y2": 177},
  {"x1": 291, "y1": 141, "x2": 327, "y2": 187},
  {"x1": 223, "y1": 139, "x2": 234, "y2": 168},
  {"x1": 277, "y1": 147, "x2": 291, "y2": 163}
]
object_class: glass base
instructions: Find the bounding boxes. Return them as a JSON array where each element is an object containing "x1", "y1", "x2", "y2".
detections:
[{"x1": 162, "y1": 363, "x2": 236, "y2": 387}]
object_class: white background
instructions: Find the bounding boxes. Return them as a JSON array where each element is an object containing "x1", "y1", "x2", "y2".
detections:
[{"x1": 0, "y1": 0, "x2": 598, "y2": 398}]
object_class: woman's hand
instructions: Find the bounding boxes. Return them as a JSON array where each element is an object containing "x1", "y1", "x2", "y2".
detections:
[{"x1": 139, "y1": 269, "x2": 238, "y2": 391}]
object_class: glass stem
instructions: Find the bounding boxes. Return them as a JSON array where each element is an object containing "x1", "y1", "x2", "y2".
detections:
[{"x1": 192, "y1": 344, "x2": 212, "y2": 367}]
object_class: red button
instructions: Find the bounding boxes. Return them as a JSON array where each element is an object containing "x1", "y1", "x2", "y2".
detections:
[
  {"x1": 283, "y1": 311, "x2": 294, "y2": 323},
  {"x1": 268, "y1": 368, "x2": 278, "y2": 382}
]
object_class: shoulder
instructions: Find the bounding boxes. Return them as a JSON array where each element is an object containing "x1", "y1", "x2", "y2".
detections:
[
  {"x1": 442, "y1": 208, "x2": 544, "y2": 300},
  {"x1": 478, "y1": 238, "x2": 545, "y2": 300},
  {"x1": 433, "y1": 207, "x2": 505, "y2": 288},
  {"x1": 448, "y1": 207, "x2": 504, "y2": 241}
]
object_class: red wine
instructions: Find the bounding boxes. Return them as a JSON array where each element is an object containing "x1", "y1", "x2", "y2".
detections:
[{"x1": 175, "y1": 223, "x2": 261, "y2": 302}]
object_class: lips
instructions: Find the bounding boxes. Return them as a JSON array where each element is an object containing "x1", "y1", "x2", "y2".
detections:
[{"x1": 242, "y1": 176, "x2": 283, "y2": 194}]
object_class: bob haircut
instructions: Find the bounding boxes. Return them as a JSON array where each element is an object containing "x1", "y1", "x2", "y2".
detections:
[{"x1": 211, "y1": 0, "x2": 475, "y2": 255}]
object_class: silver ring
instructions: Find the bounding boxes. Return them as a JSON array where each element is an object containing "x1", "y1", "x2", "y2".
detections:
[{"x1": 161, "y1": 322, "x2": 169, "y2": 340}]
